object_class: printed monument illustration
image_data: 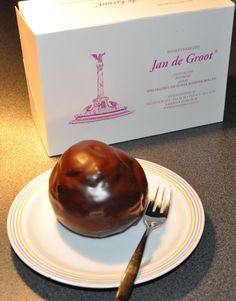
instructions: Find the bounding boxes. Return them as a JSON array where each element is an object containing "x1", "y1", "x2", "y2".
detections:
[{"x1": 70, "y1": 53, "x2": 132, "y2": 124}]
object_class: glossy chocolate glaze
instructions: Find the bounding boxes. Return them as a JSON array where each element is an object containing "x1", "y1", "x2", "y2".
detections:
[{"x1": 48, "y1": 140, "x2": 148, "y2": 238}]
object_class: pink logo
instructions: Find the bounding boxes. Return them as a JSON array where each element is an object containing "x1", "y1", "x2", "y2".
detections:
[{"x1": 69, "y1": 53, "x2": 132, "y2": 124}]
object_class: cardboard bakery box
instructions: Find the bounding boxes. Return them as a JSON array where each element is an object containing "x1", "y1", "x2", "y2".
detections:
[{"x1": 16, "y1": 0, "x2": 235, "y2": 156}]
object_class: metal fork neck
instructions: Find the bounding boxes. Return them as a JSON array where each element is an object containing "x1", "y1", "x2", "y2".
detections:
[{"x1": 115, "y1": 227, "x2": 151, "y2": 301}]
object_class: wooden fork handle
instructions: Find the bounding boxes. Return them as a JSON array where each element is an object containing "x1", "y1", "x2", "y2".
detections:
[{"x1": 115, "y1": 228, "x2": 150, "y2": 301}]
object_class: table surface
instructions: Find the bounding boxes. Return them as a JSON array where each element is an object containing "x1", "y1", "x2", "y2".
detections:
[{"x1": 1, "y1": 2, "x2": 236, "y2": 301}]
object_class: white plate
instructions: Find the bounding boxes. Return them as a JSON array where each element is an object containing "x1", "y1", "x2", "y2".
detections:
[{"x1": 7, "y1": 159, "x2": 204, "y2": 288}]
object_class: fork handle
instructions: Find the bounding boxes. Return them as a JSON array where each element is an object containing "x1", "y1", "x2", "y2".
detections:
[{"x1": 115, "y1": 227, "x2": 151, "y2": 301}]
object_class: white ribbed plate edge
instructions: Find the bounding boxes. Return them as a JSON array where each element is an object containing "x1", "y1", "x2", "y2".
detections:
[{"x1": 7, "y1": 159, "x2": 204, "y2": 288}]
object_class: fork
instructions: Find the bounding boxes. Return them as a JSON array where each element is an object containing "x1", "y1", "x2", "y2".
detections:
[{"x1": 115, "y1": 185, "x2": 171, "y2": 301}]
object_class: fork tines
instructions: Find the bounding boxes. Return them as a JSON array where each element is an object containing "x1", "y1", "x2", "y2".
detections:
[
  {"x1": 147, "y1": 185, "x2": 171, "y2": 217},
  {"x1": 161, "y1": 186, "x2": 171, "y2": 215}
]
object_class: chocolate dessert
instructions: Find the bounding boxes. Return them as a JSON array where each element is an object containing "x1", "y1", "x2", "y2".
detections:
[{"x1": 48, "y1": 140, "x2": 148, "y2": 238}]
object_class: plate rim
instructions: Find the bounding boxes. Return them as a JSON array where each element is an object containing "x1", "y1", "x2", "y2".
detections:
[{"x1": 7, "y1": 159, "x2": 205, "y2": 288}]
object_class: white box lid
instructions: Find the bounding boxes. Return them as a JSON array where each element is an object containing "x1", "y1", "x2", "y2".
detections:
[{"x1": 18, "y1": 0, "x2": 234, "y2": 34}]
